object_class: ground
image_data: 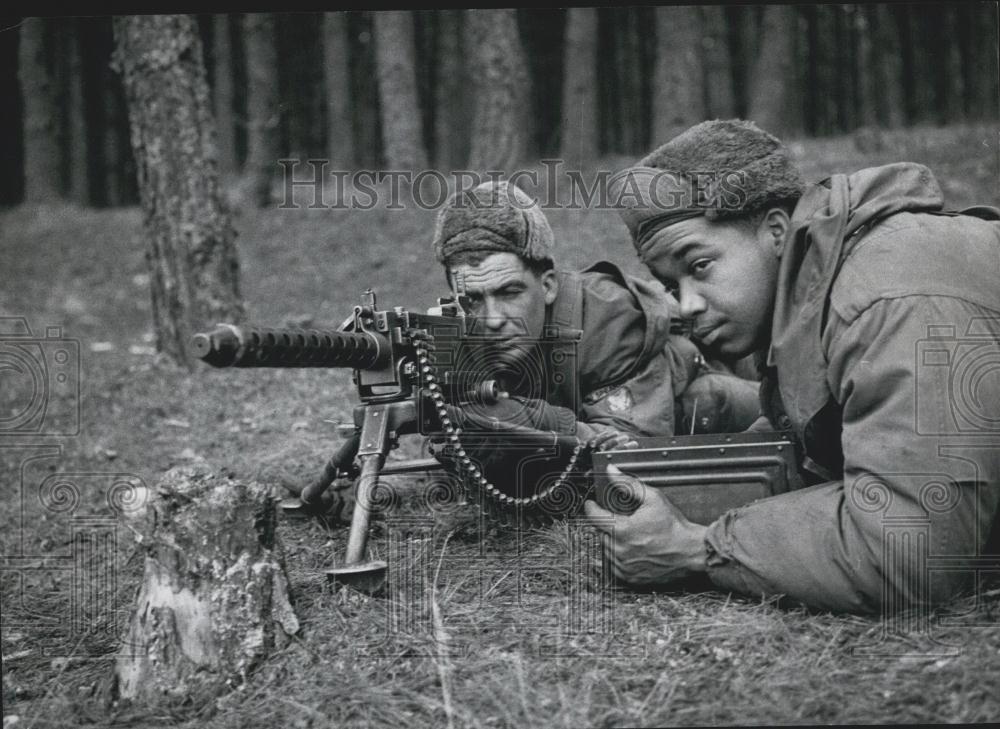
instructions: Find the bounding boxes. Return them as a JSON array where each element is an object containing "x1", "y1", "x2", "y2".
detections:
[{"x1": 2, "y1": 124, "x2": 999, "y2": 728}]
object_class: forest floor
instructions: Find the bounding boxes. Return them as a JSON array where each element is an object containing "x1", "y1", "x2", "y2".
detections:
[{"x1": 2, "y1": 123, "x2": 1000, "y2": 728}]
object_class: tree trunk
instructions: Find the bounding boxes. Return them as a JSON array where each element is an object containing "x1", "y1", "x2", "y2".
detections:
[
  {"x1": 748, "y1": 5, "x2": 799, "y2": 136},
  {"x1": 102, "y1": 65, "x2": 124, "y2": 206},
  {"x1": 113, "y1": 464, "x2": 299, "y2": 702},
  {"x1": 652, "y1": 6, "x2": 704, "y2": 144},
  {"x1": 113, "y1": 15, "x2": 244, "y2": 367},
  {"x1": 958, "y1": 2, "x2": 1000, "y2": 121},
  {"x1": 612, "y1": 12, "x2": 636, "y2": 152},
  {"x1": 323, "y1": 11, "x2": 355, "y2": 168},
  {"x1": 865, "y1": 5, "x2": 904, "y2": 128},
  {"x1": 96, "y1": 17, "x2": 126, "y2": 207},
  {"x1": 725, "y1": 5, "x2": 760, "y2": 119},
  {"x1": 372, "y1": 11, "x2": 427, "y2": 170},
  {"x1": 466, "y1": 9, "x2": 529, "y2": 172},
  {"x1": 560, "y1": 7, "x2": 599, "y2": 164},
  {"x1": 18, "y1": 17, "x2": 62, "y2": 203},
  {"x1": 699, "y1": 6, "x2": 735, "y2": 119},
  {"x1": 932, "y1": 5, "x2": 964, "y2": 125},
  {"x1": 212, "y1": 14, "x2": 237, "y2": 175},
  {"x1": 434, "y1": 9, "x2": 469, "y2": 169},
  {"x1": 243, "y1": 13, "x2": 279, "y2": 206},
  {"x1": 348, "y1": 13, "x2": 381, "y2": 169},
  {"x1": 67, "y1": 20, "x2": 89, "y2": 205},
  {"x1": 832, "y1": 5, "x2": 853, "y2": 133},
  {"x1": 856, "y1": 6, "x2": 877, "y2": 129}
]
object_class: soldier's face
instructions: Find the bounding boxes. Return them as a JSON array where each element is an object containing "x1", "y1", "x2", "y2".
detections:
[
  {"x1": 448, "y1": 252, "x2": 558, "y2": 341},
  {"x1": 642, "y1": 212, "x2": 787, "y2": 358}
]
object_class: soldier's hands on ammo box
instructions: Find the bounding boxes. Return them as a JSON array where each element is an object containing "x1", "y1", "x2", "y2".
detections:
[
  {"x1": 585, "y1": 427, "x2": 640, "y2": 452},
  {"x1": 584, "y1": 464, "x2": 709, "y2": 587}
]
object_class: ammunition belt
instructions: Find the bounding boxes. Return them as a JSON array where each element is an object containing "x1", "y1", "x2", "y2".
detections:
[{"x1": 415, "y1": 339, "x2": 590, "y2": 524}]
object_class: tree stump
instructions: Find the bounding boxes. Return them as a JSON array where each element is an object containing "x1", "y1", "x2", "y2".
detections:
[{"x1": 113, "y1": 464, "x2": 299, "y2": 702}]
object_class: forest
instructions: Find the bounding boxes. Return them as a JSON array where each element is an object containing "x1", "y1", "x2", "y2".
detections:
[
  {"x1": 3, "y1": 8, "x2": 1000, "y2": 727},
  {"x1": 5, "y1": 4, "x2": 999, "y2": 208}
]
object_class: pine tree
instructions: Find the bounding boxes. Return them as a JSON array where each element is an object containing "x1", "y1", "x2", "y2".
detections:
[
  {"x1": 18, "y1": 17, "x2": 61, "y2": 202},
  {"x1": 372, "y1": 11, "x2": 427, "y2": 170},
  {"x1": 243, "y1": 13, "x2": 280, "y2": 206},
  {"x1": 323, "y1": 11, "x2": 355, "y2": 168},
  {"x1": 212, "y1": 14, "x2": 237, "y2": 175},
  {"x1": 434, "y1": 9, "x2": 469, "y2": 169},
  {"x1": 560, "y1": 7, "x2": 599, "y2": 163},
  {"x1": 113, "y1": 14, "x2": 244, "y2": 366},
  {"x1": 748, "y1": 5, "x2": 799, "y2": 135},
  {"x1": 466, "y1": 9, "x2": 529, "y2": 171},
  {"x1": 652, "y1": 6, "x2": 704, "y2": 144}
]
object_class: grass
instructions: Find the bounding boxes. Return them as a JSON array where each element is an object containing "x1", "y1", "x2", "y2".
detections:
[{"x1": 2, "y1": 123, "x2": 1000, "y2": 727}]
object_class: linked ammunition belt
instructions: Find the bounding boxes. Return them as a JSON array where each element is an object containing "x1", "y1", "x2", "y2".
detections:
[{"x1": 414, "y1": 338, "x2": 591, "y2": 523}]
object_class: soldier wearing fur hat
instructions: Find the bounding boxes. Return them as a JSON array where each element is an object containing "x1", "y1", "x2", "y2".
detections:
[
  {"x1": 430, "y1": 179, "x2": 761, "y2": 448},
  {"x1": 588, "y1": 119, "x2": 1000, "y2": 613}
]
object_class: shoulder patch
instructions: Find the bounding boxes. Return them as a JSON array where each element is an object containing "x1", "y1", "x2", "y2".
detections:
[{"x1": 590, "y1": 385, "x2": 634, "y2": 413}]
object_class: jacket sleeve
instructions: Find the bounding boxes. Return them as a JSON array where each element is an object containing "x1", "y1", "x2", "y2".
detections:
[{"x1": 703, "y1": 295, "x2": 1000, "y2": 613}]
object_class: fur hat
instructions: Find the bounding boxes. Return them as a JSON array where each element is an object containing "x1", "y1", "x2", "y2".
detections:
[
  {"x1": 613, "y1": 120, "x2": 805, "y2": 253},
  {"x1": 432, "y1": 181, "x2": 554, "y2": 265}
]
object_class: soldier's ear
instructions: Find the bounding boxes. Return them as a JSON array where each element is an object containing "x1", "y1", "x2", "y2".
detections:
[
  {"x1": 758, "y1": 207, "x2": 791, "y2": 258},
  {"x1": 541, "y1": 269, "x2": 558, "y2": 305}
]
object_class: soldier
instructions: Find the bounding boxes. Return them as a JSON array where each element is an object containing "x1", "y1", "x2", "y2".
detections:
[
  {"x1": 587, "y1": 119, "x2": 1000, "y2": 613},
  {"x1": 430, "y1": 179, "x2": 761, "y2": 446}
]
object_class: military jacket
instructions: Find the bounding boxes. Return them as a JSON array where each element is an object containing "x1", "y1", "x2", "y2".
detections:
[
  {"x1": 544, "y1": 261, "x2": 758, "y2": 437},
  {"x1": 704, "y1": 163, "x2": 1000, "y2": 613}
]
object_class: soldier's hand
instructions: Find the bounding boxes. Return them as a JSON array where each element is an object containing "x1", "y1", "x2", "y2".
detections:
[
  {"x1": 440, "y1": 398, "x2": 577, "y2": 435},
  {"x1": 588, "y1": 429, "x2": 639, "y2": 452},
  {"x1": 584, "y1": 465, "x2": 708, "y2": 587}
]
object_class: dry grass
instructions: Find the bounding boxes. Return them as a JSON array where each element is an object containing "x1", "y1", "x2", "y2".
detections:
[{"x1": 2, "y1": 124, "x2": 1000, "y2": 727}]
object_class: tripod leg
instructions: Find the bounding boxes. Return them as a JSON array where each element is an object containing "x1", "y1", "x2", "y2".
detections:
[
  {"x1": 343, "y1": 453, "x2": 385, "y2": 564},
  {"x1": 326, "y1": 404, "x2": 392, "y2": 593},
  {"x1": 300, "y1": 432, "x2": 361, "y2": 508}
]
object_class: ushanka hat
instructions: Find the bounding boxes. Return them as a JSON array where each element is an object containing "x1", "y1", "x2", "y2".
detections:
[
  {"x1": 432, "y1": 181, "x2": 554, "y2": 264},
  {"x1": 612, "y1": 119, "x2": 805, "y2": 259}
]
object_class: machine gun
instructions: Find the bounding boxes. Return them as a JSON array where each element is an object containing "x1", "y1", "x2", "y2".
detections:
[
  {"x1": 192, "y1": 288, "x2": 590, "y2": 590},
  {"x1": 192, "y1": 289, "x2": 803, "y2": 593}
]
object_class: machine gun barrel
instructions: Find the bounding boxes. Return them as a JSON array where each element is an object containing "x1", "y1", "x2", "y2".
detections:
[{"x1": 191, "y1": 324, "x2": 391, "y2": 369}]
